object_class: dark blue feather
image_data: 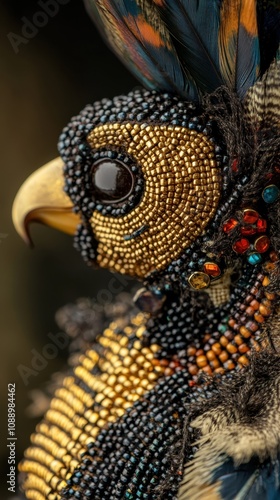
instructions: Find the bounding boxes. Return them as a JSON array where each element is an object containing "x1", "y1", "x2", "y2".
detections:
[
  {"x1": 212, "y1": 456, "x2": 280, "y2": 500},
  {"x1": 84, "y1": 0, "x2": 198, "y2": 99},
  {"x1": 84, "y1": 0, "x2": 280, "y2": 101},
  {"x1": 152, "y1": 0, "x2": 224, "y2": 94}
]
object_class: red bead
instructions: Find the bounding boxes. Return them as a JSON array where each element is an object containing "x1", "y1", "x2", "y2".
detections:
[
  {"x1": 232, "y1": 158, "x2": 239, "y2": 172},
  {"x1": 254, "y1": 235, "x2": 270, "y2": 253},
  {"x1": 223, "y1": 218, "x2": 238, "y2": 233},
  {"x1": 203, "y1": 262, "x2": 221, "y2": 277},
  {"x1": 233, "y1": 238, "x2": 250, "y2": 254},
  {"x1": 256, "y1": 218, "x2": 267, "y2": 233},
  {"x1": 240, "y1": 226, "x2": 257, "y2": 236},
  {"x1": 242, "y1": 209, "x2": 259, "y2": 224}
]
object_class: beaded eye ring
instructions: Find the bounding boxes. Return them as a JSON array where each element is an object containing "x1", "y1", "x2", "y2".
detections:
[{"x1": 89, "y1": 149, "x2": 144, "y2": 216}]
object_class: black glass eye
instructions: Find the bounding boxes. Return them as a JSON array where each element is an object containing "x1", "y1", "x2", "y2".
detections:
[{"x1": 91, "y1": 159, "x2": 134, "y2": 204}]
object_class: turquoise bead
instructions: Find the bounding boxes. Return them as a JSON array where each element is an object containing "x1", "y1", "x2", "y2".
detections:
[
  {"x1": 247, "y1": 252, "x2": 262, "y2": 265},
  {"x1": 262, "y1": 184, "x2": 279, "y2": 203},
  {"x1": 218, "y1": 324, "x2": 227, "y2": 333}
]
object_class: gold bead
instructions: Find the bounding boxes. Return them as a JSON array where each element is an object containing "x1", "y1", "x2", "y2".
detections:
[{"x1": 188, "y1": 272, "x2": 210, "y2": 290}]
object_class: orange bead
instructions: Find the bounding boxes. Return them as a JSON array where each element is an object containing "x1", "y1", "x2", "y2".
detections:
[
  {"x1": 238, "y1": 343, "x2": 249, "y2": 354},
  {"x1": 210, "y1": 359, "x2": 221, "y2": 369},
  {"x1": 262, "y1": 276, "x2": 271, "y2": 287},
  {"x1": 254, "y1": 312, "x2": 265, "y2": 323},
  {"x1": 196, "y1": 355, "x2": 208, "y2": 368},
  {"x1": 259, "y1": 304, "x2": 271, "y2": 316},
  {"x1": 224, "y1": 360, "x2": 235, "y2": 371},
  {"x1": 234, "y1": 334, "x2": 243, "y2": 345},
  {"x1": 212, "y1": 343, "x2": 222, "y2": 355},
  {"x1": 206, "y1": 350, "x2": 216, "y2": 361},
  {"x1": 203, "y1": 262, "x2": 221, "y2": 277},
  {"x1": 214, "y1": 367, "x2": 225, "y2": 375},
  {"x1": 238, "y1": 355, "x2": 249, "y2": 366},
  {"x1": 226, "y1": 343, "x2": 238, "y2": 354},
  {"x1": 188, "y1": 365, "x2": 198, "y2": 376},
  {"x1": 220, "y1": 336, "x2": 229, "y2": 347},
  {"x1": 219, "y1": 351, "x2": 229, "y2": 363},
  {"x1": 239, "y1": 326, "x2": 251, "y2": 338}
]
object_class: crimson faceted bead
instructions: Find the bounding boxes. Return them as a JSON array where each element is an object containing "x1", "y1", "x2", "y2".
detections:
[
  {"x1": 254, "y1": 235, "x2": 270, "y2": 253},
  {"x1": 233, "y1": 238, "x2": 250, "y2": 254},
  {"x1": 257, "y1": 218, "x2": 267, "y2": 233},
  {"x1": 242, "y1": 209, "x2": 259, "y2": 224},
  {"x1": 240, "y1": 226, "x2": 257, "y2": 236},
  {"x1": 223, "y1": 218, "x2": 238, "y2": 233}
]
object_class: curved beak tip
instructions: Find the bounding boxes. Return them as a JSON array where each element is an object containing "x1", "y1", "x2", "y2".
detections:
[{"x1": 12, "y1": 157, "x2": 81, "y2": 245}]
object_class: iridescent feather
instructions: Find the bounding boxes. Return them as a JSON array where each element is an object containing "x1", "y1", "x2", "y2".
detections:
[
  {"x1": 218, "y1": 0, "x2": 260, "y2": 98},
  {"x1": 84, "y1": 0, "x2": 280, "y2": 101},
  {"x1": 84, "y1": 0, "x2": 194, "y2": 98},
  {"x1": 150, "y1": 0, "x2": 224, "y2": 94}
]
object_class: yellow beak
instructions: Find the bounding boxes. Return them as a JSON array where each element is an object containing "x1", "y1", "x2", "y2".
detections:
[{"x1": 12, "y1": 157, "x2": 81, "y2": 245}]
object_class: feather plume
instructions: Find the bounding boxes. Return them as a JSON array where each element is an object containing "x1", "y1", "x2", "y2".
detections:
[
  {"x1": 218, "y1": 0, "x2": 260, "y2": 98},
  {"x1": 244, "y1": 59, "x2": 280, "y2": 130},
  {"x1": 179, "y1": 456, "x2": 280, "y2": 500},
  {"x1": 151, "y1": 0, "x2": 224, "y2": 94},
  {"x1": 84, "y1": 0, "x2": 279, "y2": 100},
  {"x1": 84, "y1": 0, "x2": 197, "y2": 98}
]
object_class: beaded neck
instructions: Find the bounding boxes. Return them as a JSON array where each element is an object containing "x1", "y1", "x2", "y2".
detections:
[{"x1": 141, "y1": 251, "x2": 279, "y2": 383}]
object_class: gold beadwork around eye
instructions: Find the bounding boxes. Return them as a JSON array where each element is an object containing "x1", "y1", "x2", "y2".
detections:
[{"x1": 87, "y1": 122, "x2": 221, "y2": 278}]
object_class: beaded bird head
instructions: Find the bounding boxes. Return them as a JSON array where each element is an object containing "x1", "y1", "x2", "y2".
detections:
[
  {"x1": 13, "y1": 1, "x2": 280, "y2": 362},
  {"x1": 12, "y1": 4, "x2": 280, "y2": 500}
]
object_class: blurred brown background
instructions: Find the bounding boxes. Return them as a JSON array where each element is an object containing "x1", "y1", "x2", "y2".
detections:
[{"x1": 1, "y1": 1, "x2": 137, "y2": 496}]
